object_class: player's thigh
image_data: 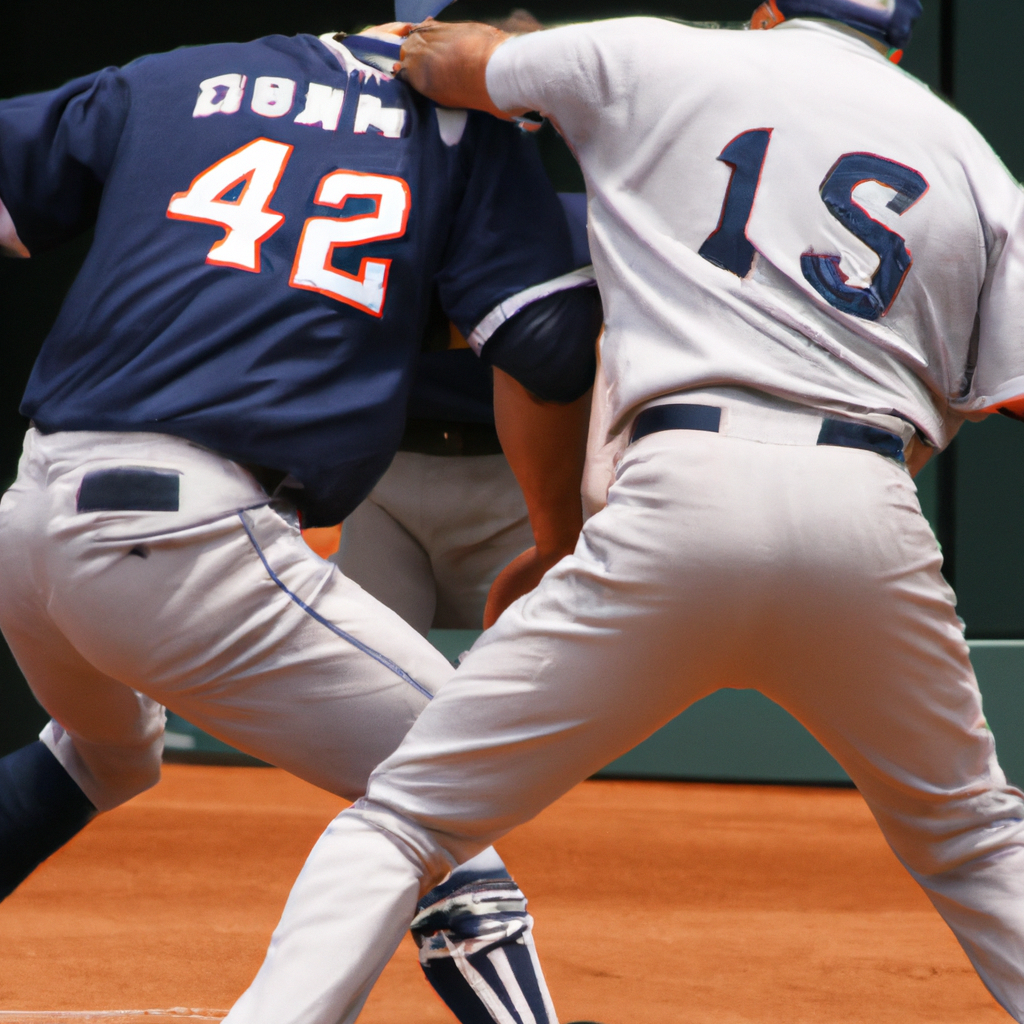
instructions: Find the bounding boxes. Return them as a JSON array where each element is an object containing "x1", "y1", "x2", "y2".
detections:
[
  {"x1": 756, "y1": 450, "x2": 1018, "y2": 873},
  {"x1": 429, "y1": 455, "x2": 534, "y2": 630},
  {"x1": 0, "y1": 494, "x2": 163, "y2": 810},
  {"x1": 335, "y1": 491, "x2": 437, "y2": 636},
  {"x1": 47, "y1": 502, "x2": 454, "y2": 800},
  {"x1": 368, "y1": 447, "x2": 759, "y2": 849}
]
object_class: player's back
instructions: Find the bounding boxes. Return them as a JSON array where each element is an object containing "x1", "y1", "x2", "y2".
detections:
[
  {"x1": 493, "y1": 17, "x2": 1024, "y2": 445},
  {"x1": 0, "y1": 32, "x2": 573, "y2": 524}
]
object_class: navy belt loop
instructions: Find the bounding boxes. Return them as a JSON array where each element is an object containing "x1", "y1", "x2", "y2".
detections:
[
  {"x1": 817, "y1": 418, "x2": 905, "y2": 463},
  {"x1": 631, "y1": 405, "x2": 722, "y2": 444}
]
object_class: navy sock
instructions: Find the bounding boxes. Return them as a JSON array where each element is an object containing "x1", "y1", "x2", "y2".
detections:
[{"x1": 0, "y1": 741, "x2": 97, "y2": 901}]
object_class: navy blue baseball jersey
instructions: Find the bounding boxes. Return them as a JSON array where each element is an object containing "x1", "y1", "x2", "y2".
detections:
[
  {"x1": 0, "y1": 33, "x2": 577, "y2": 525},
  {"x1": 408, "y1": 192, "x2": 594, "y2": 426}
]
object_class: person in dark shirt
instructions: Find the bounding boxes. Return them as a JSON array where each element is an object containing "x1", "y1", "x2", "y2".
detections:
[
  {"x1": 336, "y1": 192, "x2": 594, "y2": 635},
  {"x1": 0, "y1": 22, "x2": 600, "y2": 1024}
]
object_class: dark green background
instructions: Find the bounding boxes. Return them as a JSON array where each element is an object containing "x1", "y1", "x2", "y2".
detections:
[{"x1": 1, "y1": 1, "x2": 1022, "y2": 755}]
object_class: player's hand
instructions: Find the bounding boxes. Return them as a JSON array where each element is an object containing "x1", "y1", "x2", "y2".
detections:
[
  {"x1": 483, "y1": 545, "x2": 565, "y2": 629},
  {"x1": 398, "y1": 20, "x2": 523, "y2": 118}
]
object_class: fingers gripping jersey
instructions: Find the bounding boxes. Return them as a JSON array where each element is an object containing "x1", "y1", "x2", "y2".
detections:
[{"x1": 0, "y1": 34, "x2": 576, "y2": 525}]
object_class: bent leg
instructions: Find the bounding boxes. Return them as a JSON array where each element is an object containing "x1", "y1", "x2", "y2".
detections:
[
  {"x1": 757, "y1": 458, "x2": 1024, "y2": 1020},
  {"x1": 226, "y1": 435, "x2": 762, "y2": 1024},
  {"x1": 0, "y1": 741, "x2": 97, "y2": 900}
]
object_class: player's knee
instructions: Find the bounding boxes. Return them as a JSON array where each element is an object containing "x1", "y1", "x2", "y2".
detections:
[{"x1": 881, "y1": 785, "x2": 1024, "y2": 877}]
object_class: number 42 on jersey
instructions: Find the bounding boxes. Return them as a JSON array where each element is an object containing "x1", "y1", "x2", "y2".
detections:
[{"x1": 167, "y1": 137, "x2": 411, "y2": 317}]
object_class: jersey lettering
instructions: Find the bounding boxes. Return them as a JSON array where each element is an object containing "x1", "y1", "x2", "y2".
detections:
[
  {"x1": 166, "y1": 137, "x2": 292, "y2": 272},
  {"x1": 698, "y1": 129, "x2": 772, "y2": 278},
  {"x1": 354, "y1": 94, "x2": 407, "y2": 139},
  {"x1": 251, "y1": 77, "x2": 297, "y2": 118},
  {"x1": 700, "y1": 132, "x2": 928, "y2": 320},
  {"x1": 293, "y1": 83, "x2": 346, "y2": 131},
  {"x1": 801, "y1": 153, "x2": 929, "y2": 321},
  {"x1": 290, "y1": 171, "x2": 412, "y2": 317},
  {"x1": 193, "y1": 74, "x2": 248, "y2": 118},
  {"x1": 189, "y1": 73, "x2": 411, "y2": 140}
]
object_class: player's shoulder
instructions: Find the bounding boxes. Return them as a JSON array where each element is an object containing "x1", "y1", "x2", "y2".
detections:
[{"x1": 120, "y1": 33, "x2": 345, "y2": 84}]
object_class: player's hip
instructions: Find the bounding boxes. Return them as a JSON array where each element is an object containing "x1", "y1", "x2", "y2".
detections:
[
  {"x1": 589, "y1": 416, "x2": 939, "y2": 612},
  {"x1": 4, "y1": 427, "x2": 269, "y2": 531}
]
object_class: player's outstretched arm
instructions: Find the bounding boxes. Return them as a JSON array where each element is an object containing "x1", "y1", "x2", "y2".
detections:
[
  {"x1": 398, "y1": 21, "x2": 526, "y2": 117},
  {"x1": 486, "y1": 368, "x2": 590, "y2": 627}
]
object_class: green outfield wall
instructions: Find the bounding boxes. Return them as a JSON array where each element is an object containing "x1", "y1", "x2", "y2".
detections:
[{"x1": 158, "y1": 633, "x2": 1024, "y2": 789}]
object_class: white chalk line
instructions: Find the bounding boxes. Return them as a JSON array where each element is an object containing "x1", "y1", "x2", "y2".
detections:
[{"x1": 0, "y1": 1012, "x2": 226, "y2": 1021}]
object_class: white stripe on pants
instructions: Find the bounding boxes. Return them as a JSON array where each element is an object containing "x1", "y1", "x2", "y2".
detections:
[{"x1": 229, "y1": 426, "x2": 1024, "y2": 1024}]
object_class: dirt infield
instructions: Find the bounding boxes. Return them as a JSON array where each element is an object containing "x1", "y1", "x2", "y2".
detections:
[{"x1": 0, "y1": 766, "x2": 1006, "y2": 1023}]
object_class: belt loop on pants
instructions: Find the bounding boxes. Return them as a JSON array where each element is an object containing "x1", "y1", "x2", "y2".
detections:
[{"x1": 630, "y1": 403, "x2": 906, "y2": 463}]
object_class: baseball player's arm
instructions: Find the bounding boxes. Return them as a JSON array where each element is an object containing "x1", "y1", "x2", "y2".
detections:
[
  {"x1": 0, "y1": 196, "x2": 30, "y2": 257},
  {"x1": 398, "y1": 21, "x2": 522, "y2": 118},
  {"x1": 485, "y1": 367, "x2": 590, "y2": 627},
  {"x1": 0, "y1": 70, "x2": 130, "y2": 256}
]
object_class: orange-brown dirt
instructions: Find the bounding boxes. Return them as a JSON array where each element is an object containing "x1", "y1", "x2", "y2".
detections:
[{"x1": 0, "y1": 766, "x2": 1007, "y2": 1024}]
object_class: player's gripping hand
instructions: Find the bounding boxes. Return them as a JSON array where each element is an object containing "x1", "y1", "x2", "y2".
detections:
[
  {"x1": 484, "y1": 545, "x2": 561, "y2": 628},
  {"x1": 398, "y1": 20, "x2": 523, "y2": 118}
]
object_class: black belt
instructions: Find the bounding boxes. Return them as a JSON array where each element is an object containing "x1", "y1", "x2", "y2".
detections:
[
  {"x1": 630, "y1": 404, "x2": 905, "y2": 463},
  {"x1": 399, "y1": 419, "x2": 503, "y2": 457}
]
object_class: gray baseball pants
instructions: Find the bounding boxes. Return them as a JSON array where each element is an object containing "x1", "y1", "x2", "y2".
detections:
[{"x1": 227, "y1": 406, "x2": 1024, "y2": 1024}]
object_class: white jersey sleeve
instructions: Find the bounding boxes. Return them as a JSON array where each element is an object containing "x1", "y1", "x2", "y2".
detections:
[
  {"x1": 958, "y1": 154, "x2": 1024, "y2": 417},
  {"x1": 487, "y1": 23, "x2": 618, "y2": 142}
]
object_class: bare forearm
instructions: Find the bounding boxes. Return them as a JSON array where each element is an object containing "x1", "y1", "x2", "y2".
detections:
[{"x1": 493, "y1": 367, "x2": 590, "y2": 559}]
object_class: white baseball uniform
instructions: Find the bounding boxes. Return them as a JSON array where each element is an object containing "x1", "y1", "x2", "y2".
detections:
[
  {"x1": 223, "y1": 17, "x2": 1024, "y2": 1024},
  {"x1": 335, "y1": 450, "x2": 533, "y2": 634}
]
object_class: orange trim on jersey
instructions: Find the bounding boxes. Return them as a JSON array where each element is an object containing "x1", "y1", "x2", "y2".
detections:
[
  {"x1": 166, "y1": 137, "x2": 292, "y2": 274},
  {"x1": 750, "y1": 0, "x2": 785, "y2": 30},
  {"x1": 983, "y1": 395, "x2": 1024, "y2": 421}
]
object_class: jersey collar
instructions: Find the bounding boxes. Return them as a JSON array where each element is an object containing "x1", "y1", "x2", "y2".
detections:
[{"x1": 318, "y1": 32, "x2": 399, "y2": 82}]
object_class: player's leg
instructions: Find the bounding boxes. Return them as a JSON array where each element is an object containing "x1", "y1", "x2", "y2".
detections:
[
  {"x1": 336, "y1": 451, "x2": 552, "y2": 1020},
  {"x1": 334, "y1": 466, "x2": 438, "y2": 636},
  {"x1": 755, "y1": 447, "x2": 1024, "y2": 1020},
  {"x1": 225, "y1": 431, "x2": 751, "y2": 1024},
  {"x1": 422, "y1": 453, "x2": 534, "y2": 630},
  {"x1": 6, "y1": 429, "x2": 560, "y2": 1024},
  {"x1": 0, "y1": 459, "x2": 164, "y2": 897},
  {"x1": 412, "y1": 848, "x2": 557, "y2": 1024}
]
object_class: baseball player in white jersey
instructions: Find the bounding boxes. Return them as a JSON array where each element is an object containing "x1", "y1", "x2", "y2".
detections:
[{"x1": 213, "y1": 2, "x2": 1024, "y2": 1021}]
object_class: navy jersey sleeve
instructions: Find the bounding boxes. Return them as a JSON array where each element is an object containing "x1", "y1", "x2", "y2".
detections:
[
  {"x1": 0, "y1": 68, "x2": 131, "y2": 254},
  {"x1": 435, "y1": 112, "x2": 575, "y2": 340}
]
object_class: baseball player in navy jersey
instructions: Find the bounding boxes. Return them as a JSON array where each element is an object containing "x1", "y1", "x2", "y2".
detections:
[
  {"x1": 209, "y1": 2, "x2": 1024, "y2": 1022},
  {"x1": 336, "y1": 192, "x2": 593, "y2": 635},
  {"x1": 0, "y1": 13, "x2": 603, "y2": 1024}
]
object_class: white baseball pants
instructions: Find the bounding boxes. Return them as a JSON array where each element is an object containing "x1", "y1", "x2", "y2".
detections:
[
  {"x1": 335, "y1": 451, "x2": 533, "y2": 634},
  {"x1": 228, "y1": 412, "x2": 1024, "y2": 1024},
  {"x1": 0, "y1": 428, "x2": 455, "y2": 811}
]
